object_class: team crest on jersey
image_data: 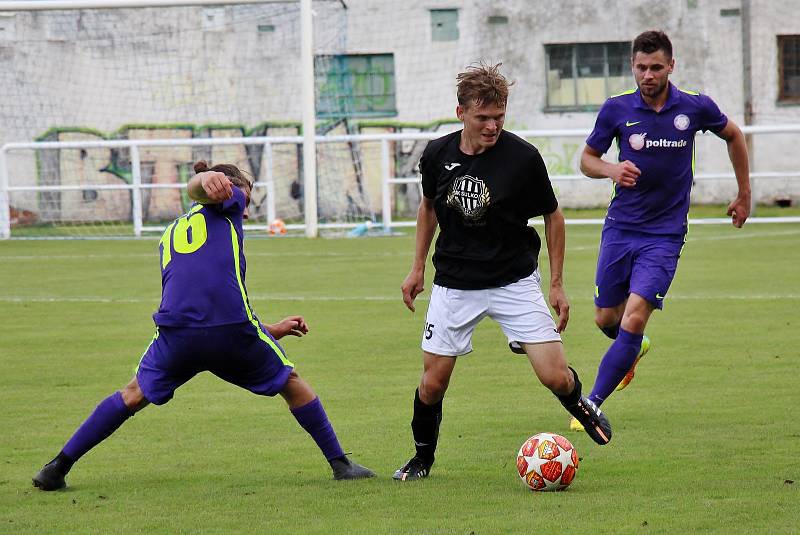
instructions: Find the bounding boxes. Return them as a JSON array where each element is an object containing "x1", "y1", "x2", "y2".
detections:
[
  {"x1": 446, "y1": 174, "x2": 491, "y2": 223},
  {"x1": 629, "y1": 133, "x2": 647, "y2": 150},
  {"x1": 673, "y1": 114, "x2": 690, "y2": 131}
]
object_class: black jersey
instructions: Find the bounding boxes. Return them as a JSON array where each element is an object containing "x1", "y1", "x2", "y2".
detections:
[{"x1": 420, "y1": 130, "x2": 558, "y2": 290}]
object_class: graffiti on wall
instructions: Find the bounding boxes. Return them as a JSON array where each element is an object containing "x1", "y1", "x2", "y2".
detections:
[
  {"x1": 34, "y1": 123, "x2": 299, "y2": 225},
  {"x1": 29, "y1": 120, "x2": 581, "y2": 226}
]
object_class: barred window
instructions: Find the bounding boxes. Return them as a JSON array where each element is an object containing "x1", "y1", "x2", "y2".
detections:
[
  {"x1": 545, "y1": 42, "x2": 631, "y2": 111},
  {"x1": 778, "y1": 35, "x2": 800, "y2": 102},
  {"x1": 315, "y1": 54, "x2": 397, "y2": 119}
]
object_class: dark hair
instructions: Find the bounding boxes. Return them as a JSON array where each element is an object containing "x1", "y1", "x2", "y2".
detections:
[
  {"x1": 632, "y1": 30, "x2": 673, "y2": 60},
  {"x1": 456, "y1": 61, "x2": 514, "y2": 108},
  {"x1": 193, "y1": 160, "x2": 253, "y2": 190}
]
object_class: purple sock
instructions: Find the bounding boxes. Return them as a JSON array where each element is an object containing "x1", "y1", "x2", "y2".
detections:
[
  {"x1": 589, "y1": 328, "x2": 643, "y2": 406},
  {"x1": 290, "y1": 397, "x2": 345, "y2": 461},
  {"x1": 62, "y1": 391, "x2": 134, "y2": 462}
]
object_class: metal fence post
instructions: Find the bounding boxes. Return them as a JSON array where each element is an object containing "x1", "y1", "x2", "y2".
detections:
[
  {"x1": 381, "y1": 138, "x2": 392, "y2": 234},
  {"x1": 262, "y1": 142, "x2": 276, "y2": 225},
  {"x1": 131, "y1": 144, "x2": 143, "y2": 238},
  {"x1": 0, "y1": 146, "x2": 10, "y2": 239}
]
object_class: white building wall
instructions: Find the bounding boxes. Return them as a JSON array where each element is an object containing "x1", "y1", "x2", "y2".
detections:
[
  {"x1": 1, "y1": 0, "x2": 799, "y2": 212},
  {"x1": 341, "y1": 0, "x2": 800, "y2": 206},
  {"x1": 746, "y1": 0, "x2": 800, "y2": 204}
]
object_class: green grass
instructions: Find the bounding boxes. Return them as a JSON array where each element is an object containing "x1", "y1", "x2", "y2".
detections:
[
  {"x1": 566, "y1": 202, "x2": 800, "y2": 219},
  {"x1": 1, "y1": 224, "x2": 798, "y2": 534},
  {"x1": 8, "y1": 203, "x2": 800, "y2": 238}
]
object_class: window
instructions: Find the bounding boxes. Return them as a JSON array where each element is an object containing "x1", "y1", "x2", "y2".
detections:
[
  {"x1": 45, "y1": 12, "x2": 79, "y2": 41},
  {"x1": 545, "y1": 42, "x2": 631, "y2": 111},
  {"x1": 0, "y1": 14, "x2": 15, "y2": 42},
  {"x1": 430, "y1": 9, "x2": 458, "y2": 42},
  {"x1": 201, "y1": 7, "x2": 226, "y2": 32},
  {"x1": 778, "y1": 35, "x2": 800, "y2": 102},
  {"x1": 315, "y1": 54, "x2": 397, "y2": 119}
]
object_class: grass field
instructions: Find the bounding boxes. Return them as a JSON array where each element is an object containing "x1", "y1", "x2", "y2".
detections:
[
  {"x1": 8, "y1": 203, "x2": 800, "y2": 238},
  {"x1": 1, "y1": 222, "x2": 798, "y2": 534}
]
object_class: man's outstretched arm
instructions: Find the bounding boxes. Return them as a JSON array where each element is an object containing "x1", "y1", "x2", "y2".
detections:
[
  {"x1": 580, "y1": 145, "x2": 641, "y2": 188},
  {"x1": 543, "y1": 207, "x2": 569, "y2": 333},
  {"x1": 264, "y1": 316, "x2": 309, "y2": 340},
  {"x1": 716, "y1": 119, "x2": 751, "y2": 228},
  {"x1": 401, "y1": 197, "x2": 437, "y2": 312},
  {"x1": 187, "y1": 171, "x2": 233, "y2": 204}
]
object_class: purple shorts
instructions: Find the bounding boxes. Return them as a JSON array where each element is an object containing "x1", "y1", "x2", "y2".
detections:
[
  {"x1": 136, "y1": 321, "x2": 294, "y2": 405},
  {"x1": 594, "y1": 226, "x2": 685, "y2": 310}
]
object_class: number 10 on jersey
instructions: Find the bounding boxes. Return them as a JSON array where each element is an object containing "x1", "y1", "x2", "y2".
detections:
[{"x1": 160, "y1": 212, "x2": 208, "y2": 268}]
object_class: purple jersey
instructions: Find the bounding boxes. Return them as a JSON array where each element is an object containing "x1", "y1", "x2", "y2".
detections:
[
  {"x1": 153, "y1": 186, "x2": 254, "y2": 327},
  {"x1": 586, "y1": 83, "x2": 728, "y2": 235}
]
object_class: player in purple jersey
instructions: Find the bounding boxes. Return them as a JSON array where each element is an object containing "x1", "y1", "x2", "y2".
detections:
[
  {"x1": 572, "y1": 30, "x2": 751, "y2": 431},
  {"x1": 33, "y1": 161, "x2": 374, "y2": 490}
]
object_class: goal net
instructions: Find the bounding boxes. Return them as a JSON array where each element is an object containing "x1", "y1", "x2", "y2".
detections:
[
  {"x1": 1, "y1": 0, "x2": 390, "y2": 237},
  {"x1": 3, "y1": 1, "x2": 798, "y2": 238}
]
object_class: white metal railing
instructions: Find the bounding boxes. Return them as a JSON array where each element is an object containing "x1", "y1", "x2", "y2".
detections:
[
  {"x1": 2, "y1": 124, "x2": 800, "y2": 238},
  {"x1": 0, "y1": 0, "x2": 321, "y2": 236}
]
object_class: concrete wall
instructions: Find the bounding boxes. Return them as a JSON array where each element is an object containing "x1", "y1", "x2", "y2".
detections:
[
  {"x1": 342, "y1": 0, "x2": 800, "y2": 206},
  {"x1": 1, "y1": 0, "x2": 799, "y2": 222}
]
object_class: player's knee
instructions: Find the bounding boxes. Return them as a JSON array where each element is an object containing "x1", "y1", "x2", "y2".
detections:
[
  {"x1": 285, "y1": 370, "x2": 313, "y2": 393},
  {"x1": 284, "y1": 370, "x2": 300, "y2": 385},
  {"x1": 595, "y1": 308, "x2": 619, "y2": 328},
  {"x1": 420, "y1": 375, "x2": 448, "y2": 402},
  {"x1": 280, "y1": 371, "x2": 317, "y2": 407},
  {"x1": 541, "y1": 368, "x2": 572, "y2": 395},
  {"x1": 621, "y1": 313, "x2": 647, "y2": 334},
  {"x1": 120, "y1": 379, "x2": 149, "y2": 412}
]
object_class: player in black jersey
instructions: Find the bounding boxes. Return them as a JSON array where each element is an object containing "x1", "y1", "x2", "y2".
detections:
[{"x1": 393, "y1": 62, "x2": 612, "y2": 482}]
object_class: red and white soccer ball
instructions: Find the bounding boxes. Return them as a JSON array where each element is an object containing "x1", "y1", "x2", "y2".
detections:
[
  {"x1": 268, "y1": 218, "x2": 287, "y2": 235},
  {"x1": 516, "y1": 432, "x2": 579, "y2": 491}
]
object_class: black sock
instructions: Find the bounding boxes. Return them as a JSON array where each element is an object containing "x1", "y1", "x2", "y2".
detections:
[
  {"x1": 52, "y1": 451, "x2": 75, "y2": 475},
  {"x1": 556, "y1": 367, "x2": 582, "y2": 408},
  {"x1": 411, "y1": 388, "x2": 442, "y2": 464},
  {"x1": 600, "y1": 323, "x2": 620, "y2": 340}
]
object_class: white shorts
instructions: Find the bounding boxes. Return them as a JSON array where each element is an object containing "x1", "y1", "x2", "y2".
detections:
[{"x1": 421, "y1": 270, "x2": 562, "y2": 357}]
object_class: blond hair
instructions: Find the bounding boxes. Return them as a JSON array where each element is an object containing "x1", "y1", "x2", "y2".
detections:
[{"x1": 456, "y1": 61, "x2": 514, "y2": 108}]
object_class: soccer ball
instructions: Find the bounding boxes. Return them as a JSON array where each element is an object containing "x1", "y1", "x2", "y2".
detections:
[
  {"x1": 268, "y1": 218, "x2": 287, "y2": 235},
  {"x1": 516, "y1": 432, "x2": 579, "y2": 491}
]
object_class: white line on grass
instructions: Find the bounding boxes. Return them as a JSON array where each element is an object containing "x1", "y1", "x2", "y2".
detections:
[
  {"x1": 569, "y1": 228, "x2": 800, "y2": 247},
  {"x1": 4, "y1": 229, "x2": 797, "y2": 262},
  {"x1": 0, "y1": 254, "x2": 152, "y2": 261},
  {"x1": 2, "y1": 294, "x2": 798, "y2": 304},
  {"x1": 0, "y1": 251, "x2": 411, "y2": 261},
  {"x1": 688, "y1": 228, "x2": 800, "y2": 241}
]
